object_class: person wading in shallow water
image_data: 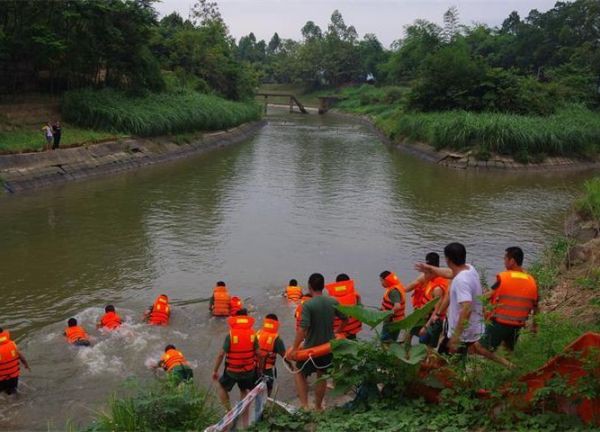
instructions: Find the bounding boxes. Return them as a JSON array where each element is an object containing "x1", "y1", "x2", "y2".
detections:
[
  {"x1": 64, "y1": 318, "x2": 91, "y2": 346},
  {"x1": 154, "y1": 344, "x2": 194, "y2": 384},
  {"x1": 290, "y1": 273, "x2": 346, "y2": 411},
  {"x1": 0, "y1": 328, "x2": 31, "y2": 395}
]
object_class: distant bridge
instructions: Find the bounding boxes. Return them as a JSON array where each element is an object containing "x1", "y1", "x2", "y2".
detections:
[{"x1": 256, "y1": 93, "x2": 308, "y2": 114}]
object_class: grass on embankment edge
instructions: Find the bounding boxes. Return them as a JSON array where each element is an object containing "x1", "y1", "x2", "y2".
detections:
[{"x1": 63, "y1": 89, "x2": 262, "y2": 137}]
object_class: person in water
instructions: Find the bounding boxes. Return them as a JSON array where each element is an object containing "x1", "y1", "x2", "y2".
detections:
[
  {"x1": 0, "y1": 328, "x2": 31, "y2": 395},
  {"x1": 256, "y1": 313, "x2": 293, "y2": 396},
  {"x1": 97, "y1": 305, "x2": 123, "y2": 330},
  {"x1": 284, "y1": 279, "x2": 302, "y2": 302},
  {"x1": 64, "y1": 318, "x2": 91, "y2": 346},
  {"x1": 209, "y1": 281, "x2": 231, "y2": 317},
  {"x1": 144, "y1": 294, "x2": 171, "y2": 325},
  {"x1": 154, "y1": 344, "x2": 194, "y2": 384},
  {"x1": 212, "y1": 308, "x2": 259, "y2": 410}
]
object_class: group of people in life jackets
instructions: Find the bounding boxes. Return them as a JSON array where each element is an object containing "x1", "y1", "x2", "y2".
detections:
[{"x1": 1, "y1": 243, "x2": 538, "y2": 411}]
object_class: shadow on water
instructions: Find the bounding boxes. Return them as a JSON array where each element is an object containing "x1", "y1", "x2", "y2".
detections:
[{"x1": 0, "y1": 108, "x2": 595, "y2": 429}]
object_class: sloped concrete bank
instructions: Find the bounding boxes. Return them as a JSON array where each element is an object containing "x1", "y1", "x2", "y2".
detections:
[
  {"x1": 333, "y1": 111, "x2": 600, "y2": 171},
  {"x1": 0, "y1": 121, "x2": 266, "y2": 193}
]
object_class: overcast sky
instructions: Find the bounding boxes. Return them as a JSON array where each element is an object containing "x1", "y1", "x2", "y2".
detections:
[{"x1": 154, "y1": 0, "x2": 558, "y2": 47}]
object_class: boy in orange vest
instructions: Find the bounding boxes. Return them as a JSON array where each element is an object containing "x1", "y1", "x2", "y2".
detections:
[
  {"x1": 379, "y1": 271, "x2": 406, "y2": 343},
  {"x1": 209, "y1": 281, "x2": 231, "y2": 316},
  {"x1": 144, "y1": 294, "x2": 171, "y2": 325},
  {"x1": 64, "y1": 318, "x2": 91, "y2": 346},
  {"x1": 97, "y1": 305, "x2": 123, "y2": 330},
  {"x1": 154, "y1": 344, "x2": 194, "y2": 384},
  {"x1": 284, "y1": 279, "x2": 302, "y2": 302},
  {"x1": 212, "y1": 309, "x2": 259, "y2": 409}
]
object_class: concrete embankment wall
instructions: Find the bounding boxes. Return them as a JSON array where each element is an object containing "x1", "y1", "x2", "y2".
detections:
[{"x1": 0, "y1": 120, "x2": 266, "y2": 193}]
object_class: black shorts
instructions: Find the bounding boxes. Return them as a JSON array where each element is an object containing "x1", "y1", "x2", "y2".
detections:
[
  {"x1": 0, "y1": 377, "x2": 18, "y2": 395},
  {"x1": 479, "y1": 321, "x2": 521, "y2": 351},
  {"x1": 219, "y1": 371, "x2": 256, "y2": 392},
  {"x1": 296, "y1": 353, "x2": 333, "y2": 377},
  {"x1": 74, "y1": 339, "x2": 91, "y2": 347},
  {"x1": 438, "y1": 337, "x2": 475, "y2": 356}
]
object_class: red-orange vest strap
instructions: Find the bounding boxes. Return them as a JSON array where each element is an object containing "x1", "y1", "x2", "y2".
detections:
[
  {"x1": 0, "y1": 331, "x2": 20, "y2": 381},
  {"x1": 65, "y1": 326, "x2": 89, "y2": 344},
  {"x1": 229, "y1": 296, "x2": 243, "y2": 316},
  {"x1": 491, "y1": 271, "x2": 538, "y2": 327},
  {"x1": 213, "y1": 286, "x2": 231, "y2": 316},
  {"x1": 257, "y1": 318, "x2": 279, "y2": 370},
  {"x1": 381, "y1": 285, "x2": 406, "y2": 322},
  {"x1": 149, "y1": 295, "x2": 170, "y2": 325},
  {"x1": 295, "y1": 296, "x2": 311, "y2": 331},
  {"x1": 327, "y1": 280, "x2": 362, "y2": 336},
  {"x1": 161, "y1": 349, "x2": 188, "y2": 372},
  {"x1": 101, "y1": 312, "x2": 122, "y2": 330},
  {"x1": 427, "y1": 277, "x2": 449, "y2": 318},
  {"x1": 286, "y1": 286, "x2": 302, "y2": 302},
  {"x1": 226, "y1": 316, "x2": 256, "y2": 373}
]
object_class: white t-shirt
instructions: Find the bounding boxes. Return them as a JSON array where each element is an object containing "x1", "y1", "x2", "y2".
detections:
[{"x1": 447, "y1": 264, "x2": 484, "y2": 343}]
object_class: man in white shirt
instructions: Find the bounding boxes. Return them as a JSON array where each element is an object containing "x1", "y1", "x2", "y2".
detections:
[{"x1": 416, "y1": 242, "x2": 513, "y2": 367}]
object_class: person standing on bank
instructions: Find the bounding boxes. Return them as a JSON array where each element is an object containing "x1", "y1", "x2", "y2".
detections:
[
  {"x1": 416, "y1": 243, "x2": 484, "y2": 355},
  {"x1": 52, "y1": 121, "x2": 61, "y2": 149},
  {"x1": 473, "y1": 247, "x2": 538, "y2": 362},
  {"x1": 290, "y1": 273, "x2": 346, "y2": 411},
  {"x1": 42, "y1": 121, "x2": 53, "y2": 151}
]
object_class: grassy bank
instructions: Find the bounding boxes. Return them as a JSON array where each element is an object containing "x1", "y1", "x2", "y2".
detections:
[
  {"x1": 577, "y1": 177, "x2": 600, "y2": 221},
  {"x1": 0, "y1": 125, "x2": 122, "y2": 153},
  {"x1": 64, "y1": 89, "x2": 262, "y2": 137},
  {"x1": 277, "y1": 83, "x2": 600, "y2": 163}
]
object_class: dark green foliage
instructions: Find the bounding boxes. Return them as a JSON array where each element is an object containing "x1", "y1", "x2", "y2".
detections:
[
  {"x1": 62, "y1": 89, "x2": 262, "y2": 136},
  {"x1": 85, "y1": 378, "x2": 220, "y2": 432}
]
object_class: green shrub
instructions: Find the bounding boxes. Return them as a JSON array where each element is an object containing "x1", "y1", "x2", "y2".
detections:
[
  {"x1": 62, "y1": 89, "x2": 262, "y2": 137},
  {"x1": 85, "y1": 378, "x2": 220, "y2": 432},
  {"x1": 576, "y1": 177, "x2": 600, "y2": 221}
]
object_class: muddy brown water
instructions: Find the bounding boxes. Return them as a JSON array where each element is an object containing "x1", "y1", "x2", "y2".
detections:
[{"x1": 0, "y1": 109, "x2": 595, "y2": 430}]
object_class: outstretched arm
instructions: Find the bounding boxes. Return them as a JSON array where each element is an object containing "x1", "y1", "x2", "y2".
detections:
[{"x1": 415, "y1": 263, "x2": 453, "y2": 279}]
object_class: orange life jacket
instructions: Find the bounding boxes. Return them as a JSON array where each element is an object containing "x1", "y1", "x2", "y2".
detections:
[
  {"x1": 149, "y1": 295, "x2": 170, "y2": 326},
  {"x1": 491, "y1": 271, "x2": 538, "y2": 327},
  {"x1": 226, "y1": 315, "x2": 256, "y2": 373},
  {"x1": 229, "y1": 296, "x2": 243, "y2": 316},
  {"x1": 100, "y1": 311, "x2": 122, "y2": 330},
  {"x1": 294, "y1": 295, "x2": 311, "y2": 331},
  {"x1": 0, "y1": 331, "x2": 19, "y2": 381},
  {"x1": 326, "y1": 280, "x2": 362, "y2": 336},
  {"x1": 161, "y1": 348, "x2": 189, "y2": 372},
  {"x1": 64, "y1": 326, "x2": 90, "y2": 344},
  {"x1": 285, "y1": 286, "x2": 302, "y2": 302},
  {"x1": 381, "y1": 275, "x2": 406, "y2": 322},
  {"x1": 257, "y1": 318, "x2": 279, "y2": 370},
  {"x1": 212, "y1": 286, "x2": 231, "y2": 317},
  {"x1": 413, "y1": 277, "x2": 449, "y2": 314}
]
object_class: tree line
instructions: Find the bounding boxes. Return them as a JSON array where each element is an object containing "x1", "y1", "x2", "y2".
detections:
[
  {"x1": 237, "y1": 0, "x2": 600, "y2": 115},
  {"x1": 0, "y1": 0, "x2": 256, "y2": 100}
]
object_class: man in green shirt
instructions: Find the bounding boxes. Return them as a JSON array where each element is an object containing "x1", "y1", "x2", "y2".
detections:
[
  {"x1": 290, "y1": 273, "x2": 346, "y2": 411},
  {"x1": 212, "y1": 309, "x2": 259, "y2": 410}
]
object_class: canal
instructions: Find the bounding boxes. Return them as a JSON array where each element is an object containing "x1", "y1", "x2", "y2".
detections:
[{"x1": 0, "y1": 109, "x2": 594, "y2": 429}]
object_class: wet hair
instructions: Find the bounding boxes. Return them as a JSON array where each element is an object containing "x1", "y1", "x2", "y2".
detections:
[
  {"x1": 444, "y1": 243, "x2": 467, "y2": 266},
  {"x1": 308, "y1": 273, "x2": 325, "y2": 292},
  {"x1": 105, "y1": 305, "x2": 115, "y2": 313},
  {"x1": 235, "y1": 308, "x2": 248, "y2": 316},
  {"x1": 0, "y1": 327, "x2": 3, "y2": 333},
  {"x1": 160, "y1": 294, "x2": 168, "y2": 300},
  {"x1": 289, "y1": 279, "x2": 298, "y2": 286},
  {"x1": 379, "y1": 270, "x2": 391, "y2": 279},
  {"x1": 68, "y1": 318, "x2": 77, "y2": 327},
  {"x1": 336, "y1": 273, "x2": 350, "y2": 282},
  {"x1": 165, "y1": 344, "x2": 176, "y2": 351},
  {"x1": 505, "y1": 247, "x2": 524, "y2": 266},
  {"x1": 266, "y1": 313, "x2": 278, "y2": 321},
  {"x1": 425, "y1": 252, "x2": 440, "y2": 267},
  {"x1": 216, "y1": 281, "x2": 226, "y2": 287}
]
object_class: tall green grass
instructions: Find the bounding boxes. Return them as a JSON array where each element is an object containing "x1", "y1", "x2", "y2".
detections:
[
  {"x1": 84, "y1": 379, "x2": 220, "y2": 432},
  {"x1": 63, "y1": 89, "x2": 262, "y2": 137},
  {"x1": 577, "y1": 177, "x2": 600, "y2": 221},
  {"x1": 377, "y1": 105, "x2": 600, "y2": 161}
]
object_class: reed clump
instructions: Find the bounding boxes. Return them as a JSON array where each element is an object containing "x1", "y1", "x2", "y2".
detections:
[
  {"x1": 380, "y1": 105, "x2": 600, "y2": 162},
  {"x1": 63, "y1": 89, "x2": 262, "y2": 137}
]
